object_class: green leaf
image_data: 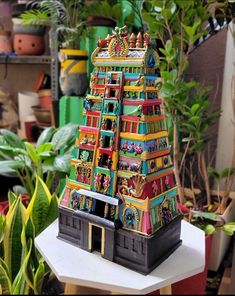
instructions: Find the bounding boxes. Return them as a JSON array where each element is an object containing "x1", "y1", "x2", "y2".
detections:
[
  {"x1": 4, "y1": 197, "x2": 27, "y2": 280},
  {"x1": 12, "y1": 263, "x2": 30, "y2": 295},
  {"x1": 0, "y1": 258, "x2": 12, "y2": 294},
  {"x1": 8, "y1": 191, "x2": 17, "y2": 208},
  {"x1": 222, "y1": 222, "x2": 235, "y2": 236},
  {"x1": 45, "y1": 194, "x2": 58, "y2": 229},
  {"x1": 25, "y1": 142, "x2": 39, "y2": 165},
  {"x1": 188, "y1": 116, "x2": 200, "y2": 123},
  {"x1": 36, "y1": 143, "x2": 53, "y2": 154},
  {"x1": 191, "y1": 103, "x2": 200, "y2": 114},
  {"x1": 53, "y1": 155, "x2": 72, "y2": 173},
  {"x1": 0, "y1": 129, "x2": 25, "y2": 150},
  {"x1": 22, "y1": 239, "x2": 34, "y2": 291},
  {"x1": 33, "y1": 261, "x2": 45, "y2": 294},
  {"x1": 36, "y1": 127, "x2": 55, "y2": 148},
  {"x1": 0, "y1": 160, "x2": 25, "y2": 174},
  {"x1": 51, "y1": 124, "x2": 78, "y2": 151},
  {"x1": 204, "y1": 224, "x2": 216, "y2": 235},
  {"x1": 27, "y1": 176, "x2": 51, "y2": 236},
  {"x1": 0, "y1": 215, "x2": 5, "y2": 243}
]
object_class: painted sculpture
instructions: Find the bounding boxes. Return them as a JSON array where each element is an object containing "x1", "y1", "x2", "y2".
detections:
[{"x1": 58, "y1": 26, "x2": 182, "y2": 275}]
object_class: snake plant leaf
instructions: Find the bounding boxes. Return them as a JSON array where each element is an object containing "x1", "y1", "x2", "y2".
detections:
[
  {"x1": 22, "y1": 238, "x2": 34, "y2": 291},
  {"x1": 8, "y1": 191, "x2": 17, "y2": 208},
  {"x1": 0, "y1": 129, "x2": 25, "y2": 150},
  {"x1": 12, "y1": 264, "x2": 30, "y2": 295},
  {"x1": 0, "y1": 258, "x2": 12, "y2": 295},
  {"x1": 36, "y1": 127, "x2": 55, "y2": 148},
  {"x1": 44, "y1": 193, "x2": 58, "y2": 229},
  {"x1": 4, "y1": 198, "x2": 27, "y2": 281},
  {"x1": 0, "y1": 215, "x2": 5, "y2": 244},
  {"x1": 27, "y1": 176, "x2": 51, "y2": 236},
  {"x1": 33, "y1": 261, "x2": 45, "y2": 295}
]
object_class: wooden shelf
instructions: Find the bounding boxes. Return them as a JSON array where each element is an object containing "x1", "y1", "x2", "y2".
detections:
[{"x1": 0, "y1": 55, "x2": 51, "y2": 64}]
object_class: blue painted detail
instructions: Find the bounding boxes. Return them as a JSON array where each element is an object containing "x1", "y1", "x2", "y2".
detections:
[
  {"x1": 150, "y1": 188, "x2": 177, "y2": 207},
  {"x1": 148, "y1": 55, "x2": 155, "y2": 68},
  {"x1": 100, "y1": 130, "x2": 115, "y2": 137}
]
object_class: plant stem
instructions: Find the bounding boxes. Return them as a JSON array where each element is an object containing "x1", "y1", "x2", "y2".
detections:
[
  {"x1": 199, "y1": 151, "x2": 211, "y2": 205},
  {"x1": 173, "y1": 118, "x2": 185, "y2": 204}
]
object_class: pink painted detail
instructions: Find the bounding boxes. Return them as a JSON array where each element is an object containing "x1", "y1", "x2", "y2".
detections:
[
  {"x1": 123, "y1": 99, "x2": 162, "y2": 106},
  {"x1": 121, "y1": 115, "x2": 140, "y2": 121},
  {"x1": 141, "y1": 211, "x2": 152, "y2": 234},
  {"x1": 115, "y1": 43, "x2": 122, "y2": 53},
  {"x1": 79, "y1": 143, "x2": 95, "y2": 150},
  {"x1": 61, "y1": 187, "x2": 70, "y2": 206},
  {"x1": 79, "y1": 126, "x2": 99, "y2": 134}
]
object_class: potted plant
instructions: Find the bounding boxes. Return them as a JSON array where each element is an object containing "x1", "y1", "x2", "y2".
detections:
[
  {"x1": 21, "y1": 0, "x2": 89, "y2": 96},
  {"x1": 142, "y1": 0, "x2": 235, "y2": 293},
  {"x1": 0, "y1": 123, "x2": 78, "y2": 212},
  {"x1": 0, "y1": 176, "x2": 61, "y2": 295}
]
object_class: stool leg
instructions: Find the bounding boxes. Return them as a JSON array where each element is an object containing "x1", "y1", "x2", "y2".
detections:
[
  {"x1": 160, "y1": 285, "x2": 172, "y2": 295},
  {"x1": 64, "y1": 283, "x2": 111, "y2": 294}
]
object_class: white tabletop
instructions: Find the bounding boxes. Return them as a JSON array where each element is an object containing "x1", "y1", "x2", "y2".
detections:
[{"x1": 35, "y1": 219, "x2": 205, "y2": 294}]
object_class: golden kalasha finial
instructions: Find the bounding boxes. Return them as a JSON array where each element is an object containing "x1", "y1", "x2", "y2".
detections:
[
  {"x1": 129, "y1": 33, "x2": 136, "y2": 48},
  {"x1": 136, "y1": 32, "x2": 143, "y2": 48}
]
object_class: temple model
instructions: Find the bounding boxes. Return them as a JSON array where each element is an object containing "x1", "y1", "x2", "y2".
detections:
[{"x1": 58, "y1": 26, "x2": 182, "y2": 275}]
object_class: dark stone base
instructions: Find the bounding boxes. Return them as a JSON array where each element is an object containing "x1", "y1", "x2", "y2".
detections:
[
  {"x1": 114, "y1": 215, "x2": 182, "y2": 275},
  {"x1": 58, "y1": 206, "x2": 182, "y2": 275}
]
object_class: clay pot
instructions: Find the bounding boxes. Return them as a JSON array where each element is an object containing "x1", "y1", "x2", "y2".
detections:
[
  {"x1": 38, "y1": 89, "x2": 52, "y2": 110},
  {"x1": 0, "y1": 29, "x2": 13, "y2": 54},
  {"x1": 13, "y1": 34, "x2": 45, "y2": 55},
  {"x1": 32, "y1": 105, "x2": 51, "y2": 124}
]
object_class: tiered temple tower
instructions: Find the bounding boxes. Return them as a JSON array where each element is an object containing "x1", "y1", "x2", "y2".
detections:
[{"x1": 58, "y1": 26, "x2": 182, "y2": 274}]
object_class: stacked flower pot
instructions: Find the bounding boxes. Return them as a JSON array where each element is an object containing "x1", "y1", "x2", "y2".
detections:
[{"x1": 11, "y1": 1, "x2": 46, "y2": 55}]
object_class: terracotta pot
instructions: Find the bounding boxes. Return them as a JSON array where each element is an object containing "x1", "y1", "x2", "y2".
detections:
[
  {"x1": 148, "y1": 234, "x2": 212, "y2": 295},
  {"x1": 38, "y1": 89, "x2": 52, "y2": 110},
  {"x1": 0, "y1": 29, "x2": 13, "y2": 54},
  {"x1": 171, "y1": 234, "x2": 212, "y2": 295},
  {"x1": 32, "y1": 105, "x2": 51, "y2": 124},
  {"x1": 13, "y1": 34, "x2": 45, "y2": 55}
]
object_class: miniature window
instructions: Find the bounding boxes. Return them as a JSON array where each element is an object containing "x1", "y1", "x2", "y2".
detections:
[
  {"x1": 94, "y1": 199, "x2": 106, "y2": 218},
  {"x1": 108, "y1": 103, "x2": 114, "y2": 112},
  {"x1": 110, "y1": 90, "x2": 116, "y2": 98},
  {"x1": 101, "y1": 153, "x2": 109, "y2": 166},
  {"x1": 106, "y1": 119, "x2": 112, "y2": 130},
  {"x1": 103, "y1": 136, "x2": 111, "y2": 148}
]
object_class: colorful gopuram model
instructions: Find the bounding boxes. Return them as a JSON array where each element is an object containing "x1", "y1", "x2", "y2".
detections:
[{"x1": 58, "y1": 26, "x2": 182, "y2": 274}]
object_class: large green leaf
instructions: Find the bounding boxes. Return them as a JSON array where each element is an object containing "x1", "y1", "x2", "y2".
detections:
[
  {"x1": 27, "y1": 177, "x2": 51, "y2": 236},
  {"x1": 51, "y1": 124, "x2": 78, "y2": 151},
  {"x1": 0, "y1": 129, "x2": 25, "y2": 150},
  {"x1": 25, "y1": 142, "x2": 39, "y2": 165},
  {"x1": 44, "y1": 194, "x2": 58, "y2": 229},
  {"x1": 4, "y1": 198, "x2": 27, "y2": 280},
  {"x1": 0, "y1": 160, "x2": 25, "y2": 174},
  {"x1": 0, "y1": 258, "x2": 12, "y2": 295},
  {"x1": 36, "y1": 127, "x2": 55, "y2": 148},
  {"x1": 53, "y1": 155, "x2": 72, "y2": 173},
  {"x1": 12, "y1": 263, "x2": 30, "y2": 295}
]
